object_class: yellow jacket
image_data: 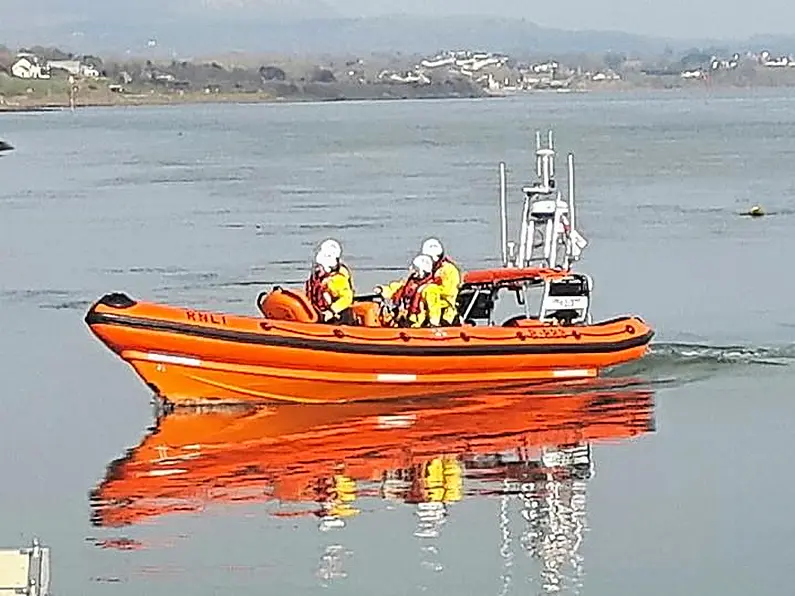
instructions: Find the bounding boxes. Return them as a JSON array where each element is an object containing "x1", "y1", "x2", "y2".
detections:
[
  {"x1": 338, "y1": 262, "x2": 352, "y2": 282},
  {"x1": 409, "y1": 284, "x2": 443, "y2": 327},
  {"x1": 377, "y1": 279, "x2": 444, "y2": 327},
  {"x1": 378, "y1": 280, "x2": 405, "y2": 302},
  {"x1": 324, "y1": 272, "x2": 354, "y2": 314},
  {"x1": 434, "y1": 259, "x2": 461, "y2": 308},
  {"x1": 421, "y1": 457, "x2": 463, "y2": 503}
]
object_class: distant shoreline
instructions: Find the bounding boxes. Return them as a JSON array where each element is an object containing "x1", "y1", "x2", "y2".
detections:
[
  {"x1": 2, "y1": 82, "x2": 795, "y2": 114},
  {"x1": 6, "y1": 42, "x2": 795, "y2": 116},
  {"x1": 0, "y1": 86, "x2": 492, "y2": 114}
]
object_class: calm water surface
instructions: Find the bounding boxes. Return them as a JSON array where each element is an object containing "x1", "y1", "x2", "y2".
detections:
[{"x1": 1, "y1": 89, "x2": 794, "y2": 595}]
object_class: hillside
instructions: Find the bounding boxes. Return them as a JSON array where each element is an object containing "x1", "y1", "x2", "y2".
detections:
[
  {"x1": 3, "y1": 10, "x2": 795, "y2": 58},
  {"x1": 3, "y1": 14, "x2": 677, "y2": 57}
]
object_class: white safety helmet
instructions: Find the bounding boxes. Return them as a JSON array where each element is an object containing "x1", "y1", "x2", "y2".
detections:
[
  {"x1": 411, "y1": 254, "x2": 434, "y2": 277},
  {"x1": 319, "y1": 238, "x2": 342, "y2": 260},
  {"x1": 315, "y1": 250, "x2": 338, "y2": 272},
  {"x1": 421, "y1": 237, "x2": 444, "y2": 261}
]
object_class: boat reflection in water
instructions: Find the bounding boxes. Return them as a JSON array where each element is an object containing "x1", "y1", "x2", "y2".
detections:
[{"x1": 90, "y1": 377, "x2": 655, "y2": 591}]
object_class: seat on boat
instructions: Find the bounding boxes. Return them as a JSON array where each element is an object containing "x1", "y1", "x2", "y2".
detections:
[
  {"x1": 257, "y1": 287, "x2": 319, "y2": 323},
  {"x1": 350, "y1": 301, "x2": 381, "y2": 327},
  {"x1": 259, "y1": 287, "x2": 383, "y2": 326}
]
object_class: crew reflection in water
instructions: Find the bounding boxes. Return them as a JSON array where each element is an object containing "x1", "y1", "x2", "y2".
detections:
[{"x1": 90, "y1": 377, "x2": 655, "y2": 593}]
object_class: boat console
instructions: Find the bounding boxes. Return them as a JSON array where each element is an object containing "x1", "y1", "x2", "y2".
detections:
[{"x1": 537, "y1": 273, "x2": 592, "y2": 325}]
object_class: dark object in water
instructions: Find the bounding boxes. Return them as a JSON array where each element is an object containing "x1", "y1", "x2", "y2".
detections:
[
  {"x1": 742, "y1": 204, "x2": 764, "y2": 217},
  {"x1": 0, "y1": 140, "x2": 14, "y2": 152}
]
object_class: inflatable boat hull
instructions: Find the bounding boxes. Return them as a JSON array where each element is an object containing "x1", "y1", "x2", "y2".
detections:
[{"x1": 85, "y1": 292, "x2": 654, "y2": 405}]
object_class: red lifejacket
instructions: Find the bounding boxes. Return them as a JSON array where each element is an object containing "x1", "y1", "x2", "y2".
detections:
[
  {"x1": 391, "y1": 275, "x2": 429, "y2": 316},
  {"x1": 431, "y1": 255, "x2": 456, "y2": 285},
  {"x1": 305, "y1": 267, "x2": 332, "y2": 311},
  {"x1": 306, "y1": 260, "x2": 351, "y2": 313}
]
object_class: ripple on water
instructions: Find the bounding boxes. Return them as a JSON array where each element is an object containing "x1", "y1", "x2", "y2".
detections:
[
  {"x1": 608, "y1": 340, "x2": 795, "y2": 388},
  {"x1": 0, "y1": 289, "x2": 94, "y2": 310}
]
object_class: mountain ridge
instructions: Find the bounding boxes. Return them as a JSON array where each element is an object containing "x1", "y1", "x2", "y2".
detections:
[{"x1": 3, "y1": 13, "x2": 795, "y2": 59}]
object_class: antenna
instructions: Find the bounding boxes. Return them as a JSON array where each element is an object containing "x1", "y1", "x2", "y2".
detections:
[
  {"x1": 567, "y1": 153, "x2": 576, "y2": 233},
  {"x1": 499, "y1": 162, "x2": 508, "y2": 267},
  {"x1": 535, "y1": 131, "x2": 542, "y2": 177}
]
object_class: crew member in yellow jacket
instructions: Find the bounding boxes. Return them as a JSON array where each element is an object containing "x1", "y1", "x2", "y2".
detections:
[
  {"x1": 374, "y1": 254, "x2": 445, "y2": 327},
  {"x1": 421, "y1": 237, "x2": 462, "y2": 325},
  {"x1": 305, "y1": 249, "x2": 354, "y2": 324}
]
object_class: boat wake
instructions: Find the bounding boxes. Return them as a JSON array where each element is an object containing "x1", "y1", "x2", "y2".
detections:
[
  {"x1": 649, "y1": 342, "x2": 795, "y2": 365},
  {"x1": 0, "y1": 289, "x2": 94, "y2": 311},
  {"x1": 608, "y1": 341, "x2": 795, "y2": 388}
]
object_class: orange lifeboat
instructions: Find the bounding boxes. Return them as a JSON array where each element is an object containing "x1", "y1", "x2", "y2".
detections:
[
  {"x1": 85, "y1": 132, "x2": 655, "y2": 405},
  {"x1": 90, "y1": 379, "x2": 655, "y2": 528},
  {"x1": 84, "y1": 266, "x2": 653, "y2": 406}
]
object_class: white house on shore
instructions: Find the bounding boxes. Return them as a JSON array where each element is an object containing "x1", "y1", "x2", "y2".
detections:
[
  {"x1": 10, "y1": 53, "x2": 100, "y2": 80},
  {"x1": 48, "y1": 60, "x2": 100, "y2": 78},
  {"x1": 10, "y1": 53, "x2": 50, "y2": 79}
]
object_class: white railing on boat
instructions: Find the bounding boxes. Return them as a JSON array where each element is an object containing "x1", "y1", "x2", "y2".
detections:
[{"x1": 498, "y1": 130, "x2": 588, "y2": 271}]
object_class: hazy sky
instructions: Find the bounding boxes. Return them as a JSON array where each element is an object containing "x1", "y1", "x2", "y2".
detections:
[
  {"x1": 324, "y1": 0, "x2": 793, "y2": 39},
  {"x1": 5, "y1": 0, "x2": 794, "y2": 41}
]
